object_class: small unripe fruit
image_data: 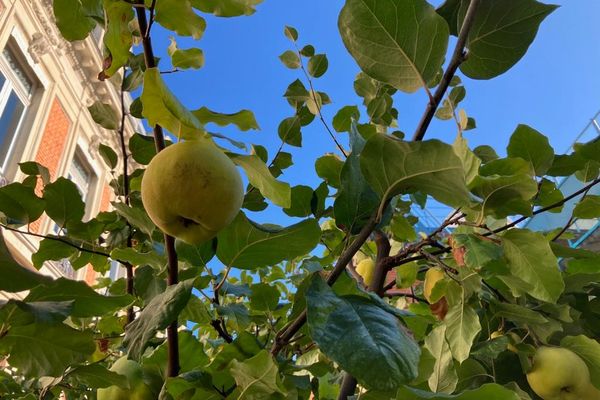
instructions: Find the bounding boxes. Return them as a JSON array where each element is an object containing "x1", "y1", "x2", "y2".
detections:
[{"x1": 356, "y1": 259, "x2": 375, "y2": 286}]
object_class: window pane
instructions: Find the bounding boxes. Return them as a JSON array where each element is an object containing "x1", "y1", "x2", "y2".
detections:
[
  {"x1": 0, "y1": 71, "x2": 5, "y2": 88},
  {"x1": 0, "y1": 89, "x2": 25, "y2": 163},
  {"x1": 2, "y1": 47, "x2": 34, "y2": 95}
]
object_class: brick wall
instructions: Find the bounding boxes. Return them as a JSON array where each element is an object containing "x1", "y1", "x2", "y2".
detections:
[{"x1": 29, "y1": 98, "x2": 71, "y2": 233}]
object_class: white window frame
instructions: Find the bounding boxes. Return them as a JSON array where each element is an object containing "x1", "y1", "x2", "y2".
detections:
[{"x1": 0, "y1": 39, "x2": 38, "y2": 174}]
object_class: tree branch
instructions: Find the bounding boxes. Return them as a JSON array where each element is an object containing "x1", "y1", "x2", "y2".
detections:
[
  {"x1": 412, "y1": 0, "x2": 481, "y2": 141},
  {"x1": 117, "y1": 71, "x2": 135, "y2": 324},
  {"x1": 134, "y1": 3, "x2": 180, "y2": 378},
  {"x1": 271, "y1": 201, "x2": 389, "y2": 356}
]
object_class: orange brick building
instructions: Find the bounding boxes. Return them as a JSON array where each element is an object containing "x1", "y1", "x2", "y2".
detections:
[{"x1": 0, "y1": 0, "x2": 140, "y2": 299}]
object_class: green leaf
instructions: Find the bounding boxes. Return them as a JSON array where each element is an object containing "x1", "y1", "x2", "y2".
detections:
[
  {"x1": 123, "y1": 279, "x2": 194, "y2": 360},
  {"x1": 451, "y1": 234, "x2": 502, "y2": 269},
  {"x1": 278, "y1": 115, "x2": 302, "y2": 147},
  {"x1": 146, "y1": 330, "x2": 209, "y2": 374},
  {"x1": 191, "y1": 0, "x2": 263, "y2": 17},
  {"x1": 176, "y1": 238, "x2": 216, "y2": 266},
  {"x1": 167, "y1": 38, "x2": 205, "y2": 69},
  {"x1": 443, "y1": 286, "x2": 481, "y2": 363},
  {"x1": 506, "y1": 124, "x2": 554, "y2": 176},
  {"x1": 110, "y1": 247, "x2": 166, "y2": 270},
  {"x1": 0, "y1": 323, "x2": 94, "y2": 378},
  {"x1": 460, "y1": 0, "x2": 558, "y2": 79},
  {"x1": 453, "y1": 133, "x2": 481, "y2": 185},
  {"x1": 229, "y1": 350, "x2": 287, "y2": 400},
  {"x1": 306, "y1": 275, "x2": 420, "y2": 391},
  {"x1": 308, "y1": 54, "x2": 328, "y2": 78},
  {"x1": 141, "y1": 68, "x2": 204, "y2": 139},
  {"x1": 279, "y1": 50, "x2": 301, "y2": 69},
  {"x1": 0, "y1": 231, "x2": 51, "y2": 292},
  {"x1": 315, "y1": 154, "x2": 343, "y2": 189},
  {"x1": 112, "y1": 202, "x2": 155, "y2": 237},
  {"x1": 53, "y1": 0, "x2": 97, "y2": 41},
  {"x1": 501, "y1": 229, "x2": 564, "y2": 303},
  {"x1": 469, "y1": 173, "x2": 537, "y2": 219},
  {"x1": 573, "y1": 195, "x2": 600, "y2": 219},
  {"x1": 561, "y1": 335, "x2": 600, "y2": 391},
  {"x1": 0, "y1": 183, "x2": 45, "y2": 225},
  {"x1": 218, "y1": 303, "x2": 250, "y2": 330},
  {"x1": 66, "y1": 364, "x2": 128, "y2": 389},
  {"x1": 283, "y1": 25, "x2": 298, "y2": 41},
  {"x1": 249, "y1": 283, "x2": 279, "y2": 311},
  {"x1": 102, "y1": 0, "x2": 133, "y2": 78},
  {"x1": 43, "y1": 177, "x2": 85, "y2": 226},
  {"x1": 216, "y1": 212, "x2": 321, "y2": 269},
  {"x1": 25, "y1": 277, "x2": 134, "y2": 317},
  {"x1": 98, "y1": 143, "x2": 118, "y2": 170},
  {"x1": 398, "y1": 383, "x2": 521, "y2": 399},
  {"x1": 153, "y1": 0, "x2": 206, "y2": 39},
  {"x1": 129, "y1": 133, "x2": 161, "y2": 165},
  {"x1": 192, "y1": 107, "x2": 259, "y2": 131},
  {"x1": 228, "y1": 153, "x2": 291, "y2": 208},
  {"x1": 424, "y1": 325, "x2": 458, "y2": 393},
  {"x1": 332, "y1": 105, "x2": 360, "y2": 133},
  {"x1": 360, "y1": 134, "x2": 471, "y2": 212},
  {"x1": 19, "y1": 162, "x2": 50, "y2": 185},
  {"x1": 492, "y1": 302, "x2": 549, "y2": 325},
  {"x1": 88, "y1": 101, "x2": 119, "y2": 130},
  {"x1": 473, "y1": 145, "x2": 499, "y2": 163},
  {"x1": 339, "y1": 0, "x2": 449, "y2": 92},
  {"x1": 283, "y1": 185, "x2": 314, "y2": 218},
  {"x1": 0, "y1": 300, "x2": 73, "y2": 326},
  {"x1": 32, "y1": 238, "x2": 77, "y2": 269}
]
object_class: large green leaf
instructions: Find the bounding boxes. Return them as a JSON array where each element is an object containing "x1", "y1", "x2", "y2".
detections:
[
  {"x1": 123, "y1": 279, "x2": 194, "y2": 360},
  {"x1": 306, "y1": 275, "x2": 420, "y2": 391},
  {"x1": 451, "y1": 234, "x2": 502, "y2": 269},
  {"x1": 338, "y1": 0, "x2": 449, "y2": 92},
  {"x1": 229, "y1": 350, "x2": 287, "y2": 399},
  {"x1": 88, "y1": 102, "x2": 119, "y2": 130},
  {"x1": 443, "y1": 286, "x2": 481, "y2": 363},
  {"x1": 228, "y1": 154, "x2": 291, "y2": 208},
  {"x1": 216, "y1": 212, "x2": 321, "y2": 269},
  {"x1": 0, "y1": 323, "x2": 94, "y2": 378},
  {"x1": 110, "y1": 247, "x2": 166, "y2": 270},
  {"x1": 193, "y1": 107, "x2": 259, "y2": 131},
  {"x1": 25, "y1": 278, "x2": 134, "y2": 317},
  {"x1": 335, "y1": 148, "x2": 380, "y2": 234},
  {"x1": 65, "y1": 364, "x2": 128, "y2": 389},
  {"x1": 152, "y1": 0, "x2": 206, "y2": 39},
  {"x1": 573, "y1": 195, "x2": 600, "y2": 219},
  {"x1": 191, "y1": 0, "x2": 263, "y2": 17},
  {"x1": 0, "y1": 232, "x2": 51, "y2": 292},
  {"x1": 398, "y1": 383, "x2": 520, "y2": 399},
  {"x1": 32, "y1": 238, "x2": 77, "y2": 269},
  {"x1": 112, "y1": 202, "x2": 155, "y2": 237},
  {"x1": 460, "y1": 0, "x2": 558, "y2": 79},
  {"x1": 141, "y1": 68, "x2": 204, "y2": 139},
  {"x1": 506, "y1": 124, "x2": 554, "y2": 176},
  {"x1": 0, "y1": 183, "x2": 45, "y2": 225},
  {"x1": 360, "y1": 134, "x2": 470, "y2": 213},
  {"x1": 469, "y1": 172, "x2": 537, "y2": 219},
  {"x1": 102, "y1": 0, "x2": 133, "y2": 78},
  {"x1": 43, "y1": 177, "x2": 85, "y2": 227},
  {"x1": 53, "y1": 0, "x2": 97, "y2": 41},
  {"x1": 424, "y1": 325, "x2": 457, "y2": 394},
  {"x1": 561, "y1": 335, "x2": 600, "y2": 391},
  {"x1": 501, "y1": 229, "x2": 564, "y2": 303}
]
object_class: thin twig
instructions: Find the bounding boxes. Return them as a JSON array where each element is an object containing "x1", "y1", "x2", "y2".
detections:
[
  {"x1": 4, "y1": 224, "x2": 110, "y2": 258},
  {"x1": 412, "y1": 0, "x2": 481, "y2": 141},
  {"x1": 293, "y1": 43, "x2": 348, "y2": 158}
]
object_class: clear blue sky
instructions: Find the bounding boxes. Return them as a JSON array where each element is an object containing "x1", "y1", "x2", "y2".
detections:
[{"x1": 150, "y1": 0, "x2": 600, "y2": 224}]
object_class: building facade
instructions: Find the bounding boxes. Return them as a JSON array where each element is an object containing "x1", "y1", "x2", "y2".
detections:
[
  {"x1": 526, "y1": 110, "x2": 600, "y2": 253},
  {"x1": 0, "y1": 0, "x2": 139, "y2": 299}
]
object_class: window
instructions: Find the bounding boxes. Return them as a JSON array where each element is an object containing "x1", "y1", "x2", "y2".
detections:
[{"x1": 0, "y1": 40, "x2": 38, "y2": 171}]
